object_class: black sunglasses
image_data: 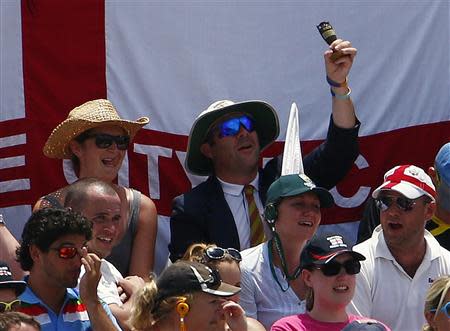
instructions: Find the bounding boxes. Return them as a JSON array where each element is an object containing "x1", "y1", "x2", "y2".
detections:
[
  {"x1": 77, "y1": 133, "x2": 130, "y2": 150},
  {"x1": 205, "y1": 247, "x2": 242, "y2": 262},
  {"x1": 375, "y1": 195, "x2": 417, "y2": 212},
  {"x1": 314, "y1": 259, "x2": 361, "y2": 277}
]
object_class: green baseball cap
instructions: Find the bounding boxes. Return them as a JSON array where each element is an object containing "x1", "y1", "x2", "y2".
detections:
[{"x1": 266, "y1": 174, "x2": 334, "y2": 208}]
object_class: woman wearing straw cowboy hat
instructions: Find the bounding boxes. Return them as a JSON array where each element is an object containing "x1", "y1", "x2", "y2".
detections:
[{"x1": 34, "y1": 99, "x2": 157, "y2": 279}]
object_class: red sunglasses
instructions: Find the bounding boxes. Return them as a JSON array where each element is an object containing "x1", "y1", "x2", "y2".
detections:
[{"x1": 50, "y1": 246, "x2": 81, "y2": 259}]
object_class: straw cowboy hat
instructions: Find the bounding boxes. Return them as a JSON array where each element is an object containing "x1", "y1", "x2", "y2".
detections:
[
  {"x1": 43, "y1": 99, "x2": 149, "y2": 159},
  {"x1": 185, "y1": 99, "x2": 279, "y2": 176}
]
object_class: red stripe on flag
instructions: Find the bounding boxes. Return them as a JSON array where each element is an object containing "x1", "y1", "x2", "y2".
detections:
[{"x1": 20, "y1": 0, "x2": 106, "y2": 203}]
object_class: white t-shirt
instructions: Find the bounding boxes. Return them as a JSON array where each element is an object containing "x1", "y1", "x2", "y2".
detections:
[
  {"x1": 240, "y1": 242, "x2": 306, "y2": 330},
  {"x1": 78, "y1": 259, "x2": 123, "y2": 306},
  {"x1": 347, "y1": 225, "x2": 450, "y2": 331}
]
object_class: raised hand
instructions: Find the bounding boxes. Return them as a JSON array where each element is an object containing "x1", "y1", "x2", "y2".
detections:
[
  {"x1": 222, "y1": 300, "x2": 248, "y2": 331},
  {"x1": 79, "y1": 247, "x2": 102, "y2": 304},
  {"x1": 324, "y1": 39, "x2": 357, "y2": 84}
]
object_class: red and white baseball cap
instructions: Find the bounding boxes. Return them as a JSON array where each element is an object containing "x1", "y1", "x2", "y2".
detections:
[{"x1": 372, "y1": 165, "x2": 436, "y2": 202}]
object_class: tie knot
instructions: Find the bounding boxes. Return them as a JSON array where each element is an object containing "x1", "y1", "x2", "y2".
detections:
[{"x1": 244, "y1": 185, "x2": 255, "y2": 196}]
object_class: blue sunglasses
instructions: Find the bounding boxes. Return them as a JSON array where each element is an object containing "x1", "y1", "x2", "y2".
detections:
[
  {"x1": 218, "y1": 115, "x2": 254, "y2": 138},
  {"x1": 431, "y1": 301, "x2": 450, "y2": 318}
]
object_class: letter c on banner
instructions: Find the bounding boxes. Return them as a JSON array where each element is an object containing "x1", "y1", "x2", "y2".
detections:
[{"x1": 330, "y1": 154, "x2": 371, "y2": 208}]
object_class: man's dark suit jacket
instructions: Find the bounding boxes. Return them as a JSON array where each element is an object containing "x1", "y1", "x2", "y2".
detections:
[{"x1": 169, "y1": 116, "x2": 360, "y2": 261}]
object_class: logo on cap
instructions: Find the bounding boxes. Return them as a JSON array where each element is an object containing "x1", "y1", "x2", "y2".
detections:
[
  {"x1": 372, "y1": 164, "x2": 436, "y2": 201},
  {"x1": 299, "y1": 174, "x2": 316, "y2": 189},
  {"x1": 327, "y1": 235, "x2": 347, "y2": 249},
  {"x1": 0, "y1": 266, "x2": 12, "y2": 278}
]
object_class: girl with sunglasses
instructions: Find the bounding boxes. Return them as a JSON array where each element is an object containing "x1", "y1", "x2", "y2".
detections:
[
  {"x1": 182, "y1": 243, "x2": 266, "y2": 331},
  {"x1": 271, "y1": 233, "x2": 390, "y2": 331},
  {"x1": 35, "y1": 99, "x2": 157, "y2": 279},
  {"x1": 423, "y1": 276, "x2": 450, "y2": 331}
]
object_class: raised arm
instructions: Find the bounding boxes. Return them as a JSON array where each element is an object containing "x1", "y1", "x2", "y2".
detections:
[
  {"x1": 0, "y1": 215, "x2": 25, "y2": 280},
  {"x1": 263, "y1": 39, "x2": 359, "y2": 190},
  {"x1": 79, "y1": 249, "x2": 122, "y2": 330},
  {"x1": 325, "y1": 38, "x2": 357, "y2": 129}
]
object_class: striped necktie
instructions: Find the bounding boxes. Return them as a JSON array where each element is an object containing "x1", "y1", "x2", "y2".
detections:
[{"x1": 244, "y1": 185, "x2": 265, "y2": 246}]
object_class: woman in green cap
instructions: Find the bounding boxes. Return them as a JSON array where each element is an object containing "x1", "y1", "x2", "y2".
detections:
[{"x1": 239, "y1": 173, "x2": 334, "y2": 330}]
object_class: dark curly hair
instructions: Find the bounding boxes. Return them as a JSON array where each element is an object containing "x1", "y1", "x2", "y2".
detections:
[{"x1": 17, "y1": 208, "x2": 92, "y2": 271}]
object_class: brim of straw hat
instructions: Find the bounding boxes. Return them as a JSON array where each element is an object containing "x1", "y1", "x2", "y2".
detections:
[
  {"x1": 43, "y1": 100, "x2": 149, "y2": 159},
  {"x1": 185, "y1": 100, "x2": 279, "y2": 176}
]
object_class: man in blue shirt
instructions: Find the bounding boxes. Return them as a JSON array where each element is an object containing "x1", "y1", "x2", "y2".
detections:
[{"x1": 17, "y1": 208, "x2": 121, "y2": 331}]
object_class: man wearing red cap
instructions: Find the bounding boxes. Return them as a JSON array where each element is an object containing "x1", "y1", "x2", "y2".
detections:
[
  {"x1": 348, "y1": 165, "x2": 450, "y2": 331},
  {"x1": 357, "y1": 142, "x2": 450, "y2": 250}
]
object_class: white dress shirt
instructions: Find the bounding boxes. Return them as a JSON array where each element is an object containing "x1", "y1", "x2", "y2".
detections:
[{"x1": 218, "y1": 174, "x2": 268, "y2": 249}]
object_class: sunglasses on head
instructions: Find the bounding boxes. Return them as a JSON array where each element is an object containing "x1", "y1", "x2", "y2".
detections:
[
  {"x1": 205, "y1": 247, "x2": 242, "y2": 262},
  {"x1": 50, "y1": 246, "x2": 81, "y2": 259},
  {"x1": 314, "y1": 259, "x2": 361, "y2": 277},
  {"x1": 430, "y1": 301, "x2": 450, "y2": 318},
  {"x1": 375, "y1": 195, "x2": 417, "y2": 212},
  {"x1": 78, "y1": 133, "x2": 130, "y2": 150},
  {"x1": 217, "y1": 115, "x2": 255, "y2": 138},
  {"x1": 0, "y1": 299, "x2": 21, "y2": 313}
]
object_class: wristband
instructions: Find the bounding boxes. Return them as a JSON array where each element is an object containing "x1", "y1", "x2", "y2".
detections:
[
  {"x1": 0, "y1": 214, "x2": 5, "y2": 226},
  {"x1": 330, "y1": 87, "x2": 351, "y2": 100},
  {"x1": 327, "y1": 76, "x2": 348, "y2": 88}
]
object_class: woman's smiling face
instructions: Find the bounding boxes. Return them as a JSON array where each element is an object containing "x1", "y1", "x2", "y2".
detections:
[{"x1": 71, "y1": 125, "x2": 128, "y2": 181}]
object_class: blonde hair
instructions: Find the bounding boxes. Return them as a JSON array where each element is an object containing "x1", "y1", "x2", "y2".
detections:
[
  {"x1": 305, "y1": 286, "x2": 314, "y2": 311},
  {"x1": 299, "y1": 267, "x2": 316, "y2": 311},
  {"x1": 182, "y1": 243, "x2": 213, "y2": 263},
  {"x1": 129, "y1": 276, "x2": 193, "y2": 330},
  {"x1": 422, "y1": 276, "x2": 450, "y2": 331}
]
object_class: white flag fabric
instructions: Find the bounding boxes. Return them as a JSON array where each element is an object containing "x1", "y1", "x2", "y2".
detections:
[{"x1": 281, "y1": 103, "x2": 304, "y2": 176}]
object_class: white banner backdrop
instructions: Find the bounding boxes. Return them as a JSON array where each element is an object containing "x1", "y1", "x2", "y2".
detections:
[{"x1": 105, "y1": 1, "x2": 449, "y2": 137}]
